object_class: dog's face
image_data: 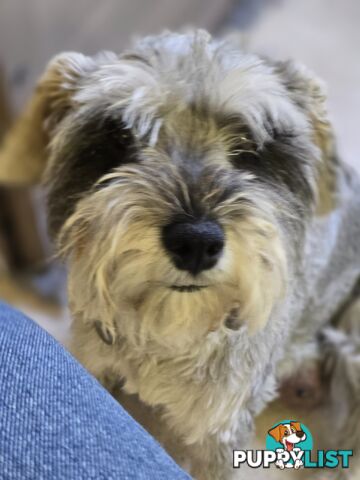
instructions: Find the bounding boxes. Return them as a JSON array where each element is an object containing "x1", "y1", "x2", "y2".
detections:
[
  {"x1": 0, "y1": 31, "x2": 337, "y2": 349},
  {"x1": 268, "y1": 422, "x2": 307, "y2": 451}
]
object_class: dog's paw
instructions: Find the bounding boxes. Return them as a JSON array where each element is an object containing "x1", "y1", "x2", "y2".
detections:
[
  {"x1": 294, "y1": 459, "x2": 303, "y2": 469},
  {"x1": 275, "y1": 460, "x2": 285, "y2": 469}
]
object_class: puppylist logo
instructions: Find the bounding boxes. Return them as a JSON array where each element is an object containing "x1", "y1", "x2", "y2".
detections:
[{"x1": 233, "y1": 420, "x2": 353, "y2": 471}]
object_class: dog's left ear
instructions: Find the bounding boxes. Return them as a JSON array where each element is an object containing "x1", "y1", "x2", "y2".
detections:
[
  {"x1": 275, "y1": 60, "x2": 338, "y2": 215},
  {"x1": 0, "y1": 51, "x2": 116, "y2": 185}
]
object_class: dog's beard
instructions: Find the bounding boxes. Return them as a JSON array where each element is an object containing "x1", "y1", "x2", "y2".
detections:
[{"x1": 61, "y1": 171, "x2": 287, "y2": 351}]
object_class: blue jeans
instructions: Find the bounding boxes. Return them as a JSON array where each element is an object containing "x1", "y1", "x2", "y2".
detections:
[{"x1": 0, "y1": 302, "x2": 191, "y2": 480}]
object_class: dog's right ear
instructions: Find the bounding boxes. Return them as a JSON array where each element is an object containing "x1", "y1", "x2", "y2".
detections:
[{"x1": 0, "y1": 51, "x2": 116, "y2": 185}]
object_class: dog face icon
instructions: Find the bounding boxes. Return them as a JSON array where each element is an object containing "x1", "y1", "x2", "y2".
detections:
[{"x1": 268, "y1": 421, "x2": 307, "y2": 451}]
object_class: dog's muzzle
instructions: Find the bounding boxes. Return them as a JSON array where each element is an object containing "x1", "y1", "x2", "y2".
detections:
[{"x1": 162, "y1": 219, "x2": 224, "y2": 276}]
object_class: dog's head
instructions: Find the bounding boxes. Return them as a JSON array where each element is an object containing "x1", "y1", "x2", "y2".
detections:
[
  {"x1": 0, "y1": 30, "x2": 339, "y2": 349},
  {"x1": 268, "y1": 422, "x2": 307, "y2": 451}
]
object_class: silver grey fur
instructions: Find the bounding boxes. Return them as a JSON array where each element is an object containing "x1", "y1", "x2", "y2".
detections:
[
  {"x1": 1, "y1": 30, "x2": 359, "y2": 479},
  {"x1": 317, "y1": 297, "x2": 360, "y2": 479}
]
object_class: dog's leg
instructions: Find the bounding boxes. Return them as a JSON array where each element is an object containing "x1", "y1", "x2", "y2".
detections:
[{"x1": 319, "y1": 301, "x2": 360, "y2": 478}]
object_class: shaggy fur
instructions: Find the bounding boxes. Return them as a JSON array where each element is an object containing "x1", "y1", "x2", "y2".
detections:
[{"x1": 1, "y1": 30, "x2": 360, "y2": 479}]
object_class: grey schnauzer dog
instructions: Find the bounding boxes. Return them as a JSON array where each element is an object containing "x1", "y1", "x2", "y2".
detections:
[{"x1": 1, "y1": 30, "x2": 360, "y2": 479}]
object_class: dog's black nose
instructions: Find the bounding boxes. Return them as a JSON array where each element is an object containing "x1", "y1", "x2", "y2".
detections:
[
  {"x1": 162, "y1": 220, "x2": 224, "y2": 275},
  {"x1": 296, "y1": 431, "x2": 305, "y2": 438}
]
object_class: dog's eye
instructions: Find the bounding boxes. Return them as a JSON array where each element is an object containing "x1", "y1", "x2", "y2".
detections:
[
  {"x1": 228, "y1": 137, "x2": 259, "y2": 168},
  {"x1": 228, "y1": 148, "x2": 259, "y2": 168},
  {"x1": 283, "y1": 431, "x2": 289, "y2": 437}
]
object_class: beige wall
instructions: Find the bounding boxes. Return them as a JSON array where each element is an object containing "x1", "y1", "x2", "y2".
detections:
[{"x1": 0, "y1": 0, "x2": 232, "y2": 111}]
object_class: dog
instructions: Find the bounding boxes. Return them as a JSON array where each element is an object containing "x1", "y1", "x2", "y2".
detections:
[
  {"x1": 268, "y1": 421, "x2": 306, "y2": 469},
  {"x1": 1, "y1": 29, "x2": 360, "y2": 479}
]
